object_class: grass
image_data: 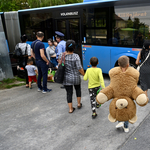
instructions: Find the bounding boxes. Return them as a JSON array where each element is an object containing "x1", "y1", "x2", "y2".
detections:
[{"x1": 0, "y1": 77, "x2": 26, "y2": 90}]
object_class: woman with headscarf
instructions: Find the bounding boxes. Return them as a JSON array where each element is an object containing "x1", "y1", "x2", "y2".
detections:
[
  {"x1": 59, "y1": 40, "x2": 85, "y2": 113},
  {"x1": 136, "y1": 42, "x2": 150, "y2": 98}
]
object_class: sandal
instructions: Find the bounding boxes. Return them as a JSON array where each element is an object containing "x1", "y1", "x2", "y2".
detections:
[
  {"x1": 69, "y1": 107, "x2": 75, "y2": 113},
  {"x1": 77, "y1": 103, "x2": 82, "y2": 109}
]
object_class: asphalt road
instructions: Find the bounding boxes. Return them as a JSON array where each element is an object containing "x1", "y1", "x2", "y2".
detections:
[{"x1": 0, "y1": 74, "x2": 150, "y2": 150}]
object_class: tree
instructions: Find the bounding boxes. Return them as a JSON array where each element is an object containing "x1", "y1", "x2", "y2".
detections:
[
  {"x1": 27, "y1": 0, "x2": 83, "y2": 8},
  {"x1": 0, "y1": 0, "x2": 83, "y2": 11},
  {"x1": 0, "y1": 0, "x2": 29, "y2": 12}
]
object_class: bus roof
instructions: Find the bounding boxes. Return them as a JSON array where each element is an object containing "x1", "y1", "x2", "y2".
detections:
[{"x1": 18, "y1": 0, "x2": 118, "y2": 12}]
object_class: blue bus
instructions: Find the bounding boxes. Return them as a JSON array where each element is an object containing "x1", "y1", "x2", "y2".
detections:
[{"x1": 3, "y1": 0, "x2": 150, "y2": 73}]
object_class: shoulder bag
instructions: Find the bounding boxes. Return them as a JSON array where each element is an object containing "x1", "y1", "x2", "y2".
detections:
[
  {"x1": 54, "y1": 53, "x2": 66, "y2": 83},
  {"x1": 137, "y1": 51, "x2": 150, "y2": 71}
]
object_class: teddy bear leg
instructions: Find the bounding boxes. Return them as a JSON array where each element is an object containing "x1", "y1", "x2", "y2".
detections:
[
  {"x1": 108, "y1": 113, "x2": 116, "y2": 122},
  {"x1": 129, "y1": 115, "x2": 137, "y2": 124}
]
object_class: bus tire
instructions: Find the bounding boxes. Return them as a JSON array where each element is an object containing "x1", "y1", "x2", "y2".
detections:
[
  {"x1": 115, "y1": 57, "x2": 137, "y2": 69},
  {"x1": 129, "y1": 57, "x2": 137, "y2": 69}
]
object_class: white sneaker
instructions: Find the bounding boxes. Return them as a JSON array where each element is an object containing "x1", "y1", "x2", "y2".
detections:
[
  {"x1": 123, "y1": 126, "x2": 129, "y2": 133},
  {"x1": 116, "y1": 122, "x2": 124, "y2": 128},
  {"x1": 37, "y1": 88, "x2": 42, "y2": 92}
]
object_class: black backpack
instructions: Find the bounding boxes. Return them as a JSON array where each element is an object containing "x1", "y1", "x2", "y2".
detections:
[{"x1": 13, "y1": 47, "x2": 23, "y2": 58}]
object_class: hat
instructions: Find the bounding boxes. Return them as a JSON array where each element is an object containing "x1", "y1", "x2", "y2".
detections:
[{"x1": 55, "y1": 31, "x2": 65, "y2": 38}]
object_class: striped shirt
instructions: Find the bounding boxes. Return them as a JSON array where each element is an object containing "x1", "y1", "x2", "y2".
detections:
[{"x1": 59, "y1": 53, "x2": 83, "y2": 85}]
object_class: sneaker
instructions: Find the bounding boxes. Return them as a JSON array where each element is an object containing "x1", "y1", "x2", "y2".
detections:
[
  {"x1": 60, "y1": 86, "x2": 65, "y2": 89},
  {"x1": 123, "y1": 126, "x2": 129, "y2": 133},
  {"x1": 29, "y1": 87, "x2": 32, "y2": 89},
  {"x1": 96, "y1": 104, "x2": 101, "y2": 108},
  {"x1": 42, "y1": 89, "x2": 52, "y2": 93},
  {"x1": 92, "y1": 113, "x2": 97, "y2": 119},
  {"x1": 116, "y1": 122, "x2": 124, "y2": 128},
  {"x1": 38, "y1": 88, "x2": 42, "y2": 92}
]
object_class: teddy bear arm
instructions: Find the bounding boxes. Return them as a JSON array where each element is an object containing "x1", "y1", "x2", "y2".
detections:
[
  {"x1": 100, "y1": 86, "x2": 114, "y2": 100},
  {"x1": 96, "y1": 86, "x2": 114, "y2": 104},
  {"x1": 132, "y1": 86, "x2": 144, "y2": 100},
  {"x1": 132, "y1": 87, "x2": 148, "y2": 106}
]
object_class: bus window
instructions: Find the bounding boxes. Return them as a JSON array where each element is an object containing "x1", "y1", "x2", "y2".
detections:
[
  {"x1": 21, "y1": 12, "x2": 53, "y2": 41},
  {"x1": 56, "y1": 20, "x2": 67, "y2": 41},
  {"x1": 83, "y1": 8, "x2": 108, "y2": 45},
  {"x1": 112, "y1": 5, "x2": 150, "y2": 47},
  {"x1": 86, "y1": 29, "x2": 107, "y2": 45}
]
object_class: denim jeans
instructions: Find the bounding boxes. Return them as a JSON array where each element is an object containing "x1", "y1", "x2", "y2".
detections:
[
  {"x1": 124, "y1": 121, "x2": 129, "y2": 128},
  {"x1": 36, "y1": 60, "x2": 48, "y2": 91},
  {"x1": 118, "y1": 121, "x2": 129, "y2": 128},
  {"x1": 50, "y1": 57, "x2": 58, "y2": 67}
]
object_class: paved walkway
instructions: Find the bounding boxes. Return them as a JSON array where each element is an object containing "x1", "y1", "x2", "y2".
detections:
[{"x1": 0, "y1": 75, "x2": 150, "y2": 150}]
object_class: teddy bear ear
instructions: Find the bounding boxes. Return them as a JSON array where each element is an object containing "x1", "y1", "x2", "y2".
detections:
[
  {"x1": 108, "y1": 114, "x2": 116, "y2": 122},
  {"x1": 129, "y1": 115, "x2": 137, "y2": 124}
]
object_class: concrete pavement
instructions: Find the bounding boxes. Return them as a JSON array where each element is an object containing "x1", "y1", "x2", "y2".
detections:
[
  {"x1": 120, "y1": 112, "x2": 150, "y2": 150},
  {"x1": 0, "y1": 75, "x2": 150, "y2": 150}
]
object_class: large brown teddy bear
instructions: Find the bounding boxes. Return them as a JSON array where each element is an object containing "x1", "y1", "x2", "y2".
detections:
[{"x1": 96, "y1": 67, "x2": 148, "y2": 124}]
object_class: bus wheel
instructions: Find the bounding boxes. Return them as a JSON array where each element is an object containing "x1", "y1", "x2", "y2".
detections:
[
  {"x1": 115, "y1": 57, "x2": 137, "y2": 69},
  {"x1": 129, "y1": 58, "x2": 137, "y2": 69}
]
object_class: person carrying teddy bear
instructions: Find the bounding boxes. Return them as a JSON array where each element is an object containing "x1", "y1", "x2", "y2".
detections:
[
  {"x1": 115, "y1": 56, "x2": 130, "y2": 132},
  {"x1": 96, "y1": 55, "x2": 148, "y2": 133}
]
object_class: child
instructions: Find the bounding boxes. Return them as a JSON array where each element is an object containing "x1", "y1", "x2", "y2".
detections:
[
  {"x1": 25, "y1": 59, "x2": 38, "y2": 89},
  {"x1": 46, "y1": 39, "x2": 58, "y2": 69},
  {"x1": 84, "y1": 57, "x2": 105, "y2": 119},
  {"x1": 115, "y1": 55, "x2": 129, "y2": 133},
  {"x1": 53, "y1": 40, "x2": 58, "y2": 50},
  {"x1": 53, "y1": 40, "x2": 58, "y2": 61}
]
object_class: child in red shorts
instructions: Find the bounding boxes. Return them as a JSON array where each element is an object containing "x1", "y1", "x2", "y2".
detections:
[{"x1": 25, "y1": 59, "x2": 38, "y2": 89}]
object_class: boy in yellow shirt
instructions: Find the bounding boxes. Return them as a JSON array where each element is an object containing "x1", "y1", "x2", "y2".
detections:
[{"x1": 84, "y1": 57, "x2": 105, "y2": 119}]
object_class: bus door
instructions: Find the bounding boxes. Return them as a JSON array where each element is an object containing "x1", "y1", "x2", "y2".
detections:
[
  {"x1": 55, "y1": 18, "x2": 82, "y2": 58},
  {"x1": 82, "y1": 7, "x2": 111, "y2": 73}
]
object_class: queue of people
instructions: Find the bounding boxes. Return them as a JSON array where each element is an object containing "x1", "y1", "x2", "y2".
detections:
[{"x1": 15, "y1": 31, "x2": 150, "y2": 133}]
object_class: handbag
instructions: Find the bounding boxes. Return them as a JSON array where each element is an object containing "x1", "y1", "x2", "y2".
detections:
[
  {"x1": 54, "y1": 53, "x2": 66, "y2": 83},
  {"x1": 137, "y1": 51, "x2": 150, "y2": 72}
]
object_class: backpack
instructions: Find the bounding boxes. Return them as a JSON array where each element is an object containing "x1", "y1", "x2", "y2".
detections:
[
  {"x1": 13, "y1": 43, "x2": 28, "y2": 59},
  {"x1": 13, "y1": 47, "x2": 23, "y2": 58}
]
